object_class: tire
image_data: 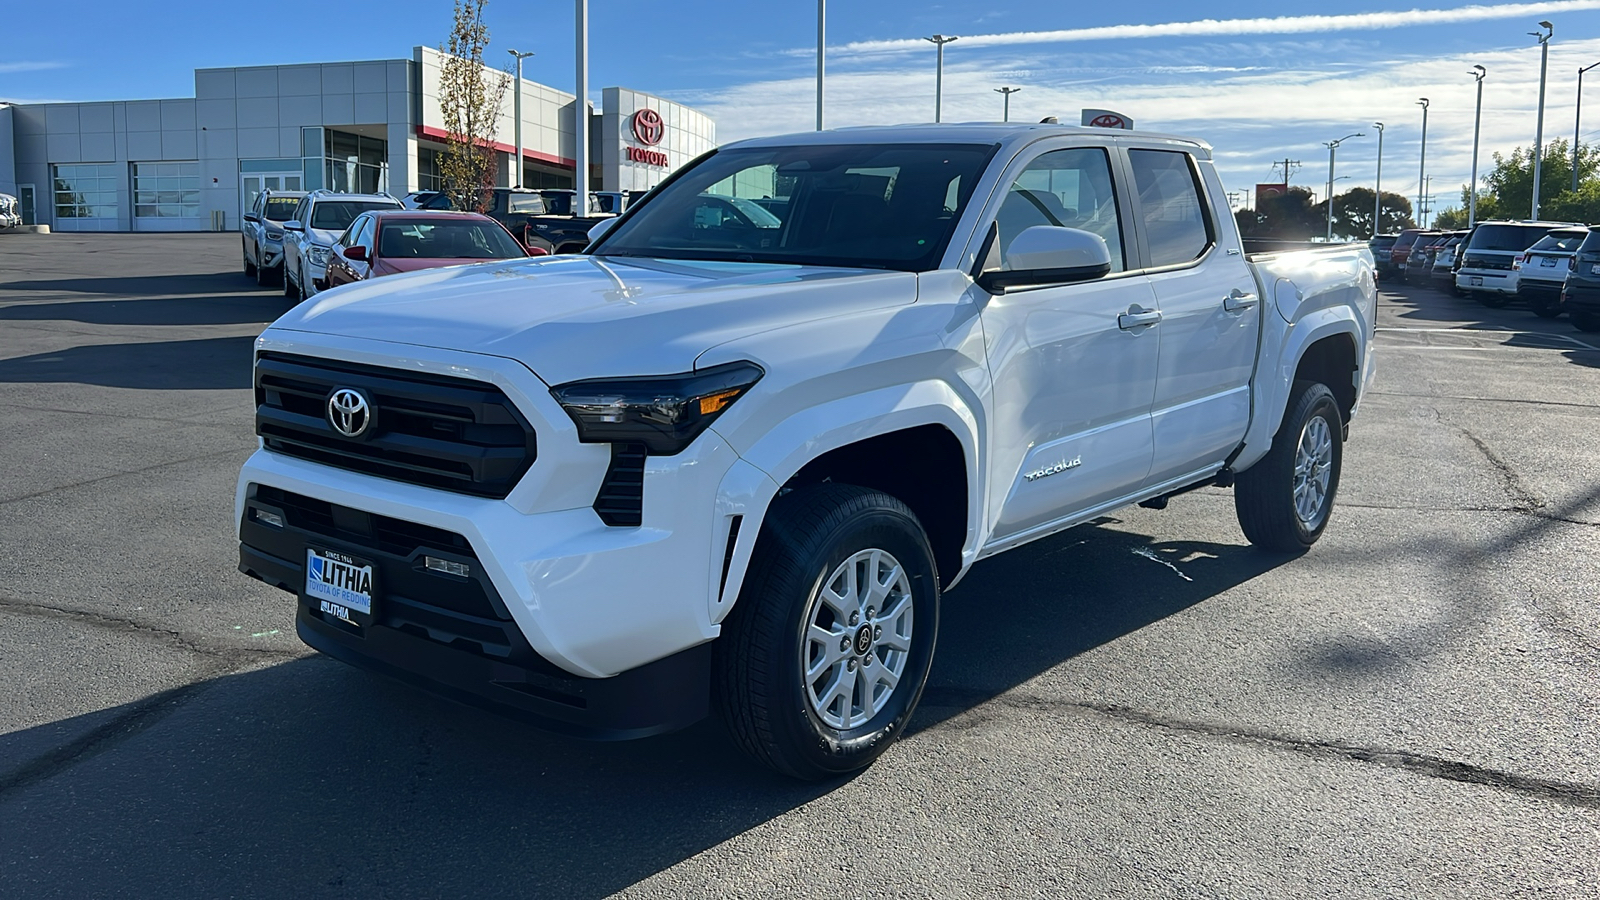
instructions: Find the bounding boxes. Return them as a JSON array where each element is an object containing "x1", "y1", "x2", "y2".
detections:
[
  {"x1": 256, "y1": 262, "x2": 276, "y2": 287},
  {"x1": 715, "y1": 483, "x2": 940, "y2": 780},
  {"x1": 243, "y1": 249, "x2": 257, "y2": 279},
  {"x1": 1572, "y1": 311, "x2": 1600, "y2": 332},
  {"x1": 1479, "y1": 293, "x2": 1509, "y2": 308},
  {"x1": 283, "y1": 259, "x2": 298, "y2": 299},
  {"x1": 1528, "y1": 295, "x2": 1561, "y2": 318},
  {"x1": 1235, "y1": 381, "x2": 1343, "y2": 553}
]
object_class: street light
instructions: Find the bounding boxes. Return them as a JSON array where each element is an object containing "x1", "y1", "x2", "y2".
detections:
[
  {"x1": 508, "y1": 49, "x2": 535, "y2": 189},
  {"x1": 575, "y1": 0, "x2": 589, "y2": 204},
  {"x1": 995, "y1": 86, "x2": 1021, "y2": 122},
  {"x1": 1325, "y1": 132, "x2": 1365, "y2": 240},
  {"x1": 816, "y1": 0, "x2": 825, "y2": 130},
  {"x1": 1373, "y1": 122, "x2": 1385, "y2": 237},
  {"x1": 1470, "y1": 65, "x2": 1486, "y2": 227},
  {"x1": 1531, "y1": 20, "x2": 1553, "y2": 219},
  {"x1": 1574, "y1": 60, "x2": 1600, "y2": 192},
  {"x1": 1417, "y1": 98, "x2": 1430, "y2": 228},
  {"x1": 925, "y1": 34, "x2": 959, "y2": 123}
]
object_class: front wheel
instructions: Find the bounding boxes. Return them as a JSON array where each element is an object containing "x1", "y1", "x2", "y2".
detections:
[
  {"x1": 243, "y1": 247, "x2": 257, "y2": 278},
  {"x1": 1235, "y1": 381, "x2": 1344, "y2": 552},
  {"x1": 716, "y1": 484, "x2": 940, "y2": 780}
]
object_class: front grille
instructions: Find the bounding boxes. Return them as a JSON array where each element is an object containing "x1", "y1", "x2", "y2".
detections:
[
  {"x1": 1462, "y1": 253, "x2": 1513, "y2": 271},
  {"x1": 255, "y1": 353, "x2": 536, "y2": 498}
]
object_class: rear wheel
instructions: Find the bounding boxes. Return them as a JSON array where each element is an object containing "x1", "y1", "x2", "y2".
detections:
[
  {"x1": 1528, "y1": 295, "x2": 1561, "y2": 318},
  {"x1": 1235, "y1": 381, "x2": 1344, "y2": 552},
  {"x1": 716, "y1": 484, "x2": 939, "y2": 780},
  {"x1": 1573, "y1": 311, "x2": 1600, "y2": 333},
  {"x1": 243, "y1": 248, "x2": 257, "y2": 278},
  {"x1": 1479, "y1": 292, "x2": 1509, "y2": 308}
]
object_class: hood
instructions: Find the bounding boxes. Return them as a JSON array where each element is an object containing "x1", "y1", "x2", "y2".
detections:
[
  {"x1": 270, "y1": 255, "x2": 919, "y2": 384},
  {"x1": 373, "y1": 257, "x2": 488, "y2": 276},
  {"x1": 306, "y1": 227, "x2": 340, "y2": 247}
]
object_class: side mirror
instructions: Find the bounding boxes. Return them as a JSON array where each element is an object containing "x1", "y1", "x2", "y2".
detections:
[
  {"x1": 284, "y1": 221, "x2": 304, "y2": 233},
  {"x1": 345, "y1": 245, "x2": 368, "y2": 262},
  {"x1": 526, "y1": 246, "x2": 550, "y2": 257},
  {"x1": 977, "y1": 226, "x2": 1113, "y2": 294},
  {"x1": 587, "y1": 217, "x2": 618, "y2": 244},
  {"x1": 243, "y1": 213, "x2": 260, "y2": 224}
]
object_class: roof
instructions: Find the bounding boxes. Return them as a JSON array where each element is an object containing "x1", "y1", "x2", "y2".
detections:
[
  {"x1": 365, "y1": 210, "x2": 495, "y2": 221},
  {"x1": 725, "y1": 123, "x2": 1212, "y2": 159}
]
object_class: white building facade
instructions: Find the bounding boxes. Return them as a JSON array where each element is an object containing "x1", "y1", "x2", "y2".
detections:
[{"x1": 0, "y1": 47, "x2": 716, "y2": 232}]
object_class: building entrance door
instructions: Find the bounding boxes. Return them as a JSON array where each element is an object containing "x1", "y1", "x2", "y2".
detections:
[
  {"x1": 17, "y1": 185, "x2": 36, "y2": 226},
  {"x1": 241, "y1": 172, "x2": 302, "y2": 217}
]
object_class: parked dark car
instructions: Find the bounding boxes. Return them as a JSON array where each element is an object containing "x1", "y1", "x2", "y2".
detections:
[
  {"x1": 1370, "y1": 234, "x2": 1399, "y2": 278},
  {"x1": 1560, "y1": 226, "x2": 1600, "y2": 331},
  {"x1": 1428, "y1": 233, "x2": 1470, "y2": 291},
  {"x1": 1389, "y1": 228, "x2": 1428, "y2": 271},
  {"x1": 324, "y1": 210, "x2": 528, "y2": 289},
  {"x1": 1400, "y1": 231, "x2": 1442, "y2": 284},
  {"x1": 1515, "y1": 226, "x2": 1587, "y2": 317},
  {"x1": 421, "y1": 188, "x2": 612, "y2": 254}
]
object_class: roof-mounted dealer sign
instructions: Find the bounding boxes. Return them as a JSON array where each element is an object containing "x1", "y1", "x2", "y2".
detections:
[
  {"x1": 1082, "y1": 109, "x2": 1133, "y2": 130},
  {"x1": 629, "y1": 109, "x2": 669, "y2": 166}
]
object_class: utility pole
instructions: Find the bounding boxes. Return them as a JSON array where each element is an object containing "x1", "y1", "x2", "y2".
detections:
[
  {"x1": 1273, "y1": 159, "x2": 1301, "y2": 184},
  {"x1": 508, "y1": 49, "x2": 534, "y2": 189},
  {"x1": 1417, "y1": 98, "x2": 1429, "y2": 228},
  {"x1": 925, "y1": 34, "x2": 959, "y2": 123},
  {"x1": 1575, "y1": 61, "x2": 1600, "y2": 192},
  {"x1": 1531, "y1": 21, "x2": 1553, "y2": 219},
  {"x1": 575, "y1": 0, "x2": 589, "y2": 204},
  {"x1": 1373, "y1": 122, "x2": 1385, "y2": 237},
  {"x1": 816, "y1": 0, "x2": 825, "y2": 130},
  {"x1": 1470, "y1": 65, "x2": 1485, "y2": 226},
  {"x1": 995, "y1": 86, "x2": 1021, "y2": 122}
]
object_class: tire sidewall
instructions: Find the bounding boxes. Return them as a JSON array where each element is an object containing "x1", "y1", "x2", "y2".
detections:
[
  {"x1": 771, "y1": 508, "x2": 939, "y2": 776},
  {"x1": 1286, "y1": 387, "x2": 1343, "y2": 545}
]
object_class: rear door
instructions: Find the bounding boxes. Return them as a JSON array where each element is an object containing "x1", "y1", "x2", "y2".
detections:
[{"x1": 1125, "y1": 146, "x2": 1259, "y2": 485}]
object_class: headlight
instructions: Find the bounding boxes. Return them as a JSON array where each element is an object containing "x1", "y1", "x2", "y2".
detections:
[
  {"x1": 550, "y1": 362, "x2": 764, "y2": 455},
  {"x1": 265, "y1": 230, "x2": 283, "y2": 241},
  {"x1": 307, "y1": 245, "x2": 331, "y2": 265}
]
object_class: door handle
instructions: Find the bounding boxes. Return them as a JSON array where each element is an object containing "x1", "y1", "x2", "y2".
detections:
[
  {"x1": 1118, "y1": 307, "x2": 1162, "y2": 330},
  {"x1": 1224, "y1": 289, "x2": 1259, "y2": 312}
]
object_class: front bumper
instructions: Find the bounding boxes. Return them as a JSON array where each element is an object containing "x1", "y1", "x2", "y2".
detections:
[{"x1": 260, "y1": 241, "x2": 284, "y2": 269}]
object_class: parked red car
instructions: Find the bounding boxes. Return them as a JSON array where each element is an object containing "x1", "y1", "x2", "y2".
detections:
[{"x1": 324, "y1": 210, "x2": 531, "y2": 288}]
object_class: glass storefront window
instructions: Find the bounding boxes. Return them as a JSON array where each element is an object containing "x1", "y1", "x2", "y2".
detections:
[
  {"x1": 53, "y1": 163, "x2": 119, "y2": 219},
  {"x1": 321, "y1": 129, "x2": 388, "y2": 194},
  {"x1": 133, "y1": 161, "x2": 200, "y2": 218}
]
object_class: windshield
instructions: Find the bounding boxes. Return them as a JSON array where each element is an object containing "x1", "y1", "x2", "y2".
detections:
[
  {"x1": 1468, "y1": 224, "x2": 1554, "y2": 252},
  {"x1": 592, "y1": 143, "x2": 999, "y2": 271},
  {"x1": 378, "y1": 220, "x2": 525, "y2": 259},
  {"x1": 1529, "y1": 231, "x2": 1586, "y2": 252},
  {"x1": 265, "y1": 197, "x2": 301, "y2": 221},
  {"x1": 310, "y1": 200, "x2": 399, "y2": 231}
]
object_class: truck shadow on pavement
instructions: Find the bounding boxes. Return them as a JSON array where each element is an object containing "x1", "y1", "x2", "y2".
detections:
[
  {"x1": 0, "y1": 520, "x2": 1291, "y2": 898},
  {"x1": 0, "y1": 295, "x2": 290, "y2": 327},
  {"x1": 0, "y1": 335, "x2": 256, "y2": 390},
  {"x1": 0, "y1": 272, "x2": 267, "y2": 297}
]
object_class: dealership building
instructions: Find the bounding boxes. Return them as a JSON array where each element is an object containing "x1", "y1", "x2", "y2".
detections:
[{"x1": 0, "y1": 46, "x2": 716, "y2": 232}]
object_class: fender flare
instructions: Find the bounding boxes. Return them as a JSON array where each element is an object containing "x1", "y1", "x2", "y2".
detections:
[
  {"x1": 706, "y1": 380, "x2": 984, "y2": 624},
  {"x1": 1235, "y1": 302, "x2": 1366, "y2": 473}
]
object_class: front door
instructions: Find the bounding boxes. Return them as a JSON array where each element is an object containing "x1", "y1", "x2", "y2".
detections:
[
  {"x1": 17, "y1": 185, "x2": 36, "y2": 226},
  {"x1": 980, "y1": 145, "x2": 1160, "y2": 543},
  {"x1": 1126, "y1": 147, "x2": 1259, "y2": 484},
  {"x1": 240, "y1": 172, "x2": 302, "y2": 221}
]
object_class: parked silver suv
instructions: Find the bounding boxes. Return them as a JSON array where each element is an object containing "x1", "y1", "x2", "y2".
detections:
[
  {"x1": 0, "y1": 193, "x2": 20, "y2": 229},
  {"x1": 241, "y1": 190, "x2": 306, "y2": 286},
  {"x1": 283, "y1": 190, "x2": 402, "y2": 301}
]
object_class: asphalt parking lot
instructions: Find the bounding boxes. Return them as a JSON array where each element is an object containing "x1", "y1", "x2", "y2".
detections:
[{"x1": 1, "y1": 232, "x2": 1597, "y2": 898}]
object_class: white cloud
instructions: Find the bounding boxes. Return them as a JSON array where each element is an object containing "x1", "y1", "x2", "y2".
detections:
[
  {"x1": 0, "y1": 61, "x2": 67, "y2": 75},
  {"x1": 825, "y1": 1, "x2": 1600, "y2": 54}
]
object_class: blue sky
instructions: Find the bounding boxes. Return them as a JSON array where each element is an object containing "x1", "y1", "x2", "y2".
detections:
[{"x1": 5, "y1": 0, "x2": 1600, "y2": 216}]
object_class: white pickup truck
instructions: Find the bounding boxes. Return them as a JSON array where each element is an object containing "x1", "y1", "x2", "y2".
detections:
[{"x1": 236, "y1": 124, "x2": 1375, "y2": 779}]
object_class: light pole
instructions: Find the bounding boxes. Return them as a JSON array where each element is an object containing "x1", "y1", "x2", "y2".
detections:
[
  {"x1": 1470, "y1": 65, "x2": 1485, "y2": 226},
  {"x1": 925, "y1": 34, "x2": 959, "y2": 123},
  {"x1": 816, "y1": 0, "x2": 825, "y2": 130},
  {"x1": 1531, "y1": 20, "x2": 1553, "y2": 220},
  {"x1": 1325, "y1": 132, "x2": 1364, "y2": 240},
  {"x1": 575, "y1": 0, "x2": 589, "y2": 205},
  {"x1": 995, "y1": 86, "x2": 1021, "y2": 122},
  {"x1": 508, "y1": 49, "x2": 534, "y2": 189},
  {"x1": 1417, "y1": 98, "x2": 1429, "y2": 228},
  {"x1": 1373, "y1": 122, "x2": 1385, "y2": 237},
  {"x1": 1574, "y1": 60, "x2": 1600, "y2": 192}
]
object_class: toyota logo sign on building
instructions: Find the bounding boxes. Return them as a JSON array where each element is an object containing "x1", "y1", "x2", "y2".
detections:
[{"x1": 632, "y1": 109, "x2": 664, "y2": 146}]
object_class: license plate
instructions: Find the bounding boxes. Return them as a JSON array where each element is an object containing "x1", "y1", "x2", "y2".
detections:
[
  {"x1": 1470, "y1": 276, "x2": 1483, "y2": 286},
  {"x1": 1540, "y1": 257, "x2": 1557, "y2": 267},
  {"x1": 1592, "y1": 264, "x2": 1600, "y2": 275},
  {"x1": 306, "y1": 548, "x2": 375, "y2": 626}
]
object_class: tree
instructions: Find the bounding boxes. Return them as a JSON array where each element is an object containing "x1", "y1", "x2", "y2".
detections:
[
  {"x1": 1432, "y1": 207, "x2": 1469, "y2": 230},
  {"x1": 437, "y1": 0, "x2": 508, "y2": 213},
  {"x1": 1324, "y1": 187, "x2": 1414, "y2": 238},
  {"x1": 1469, "y1": 138, "x2": 1598, "y2": 223},
  {"x1": 1235, "y1": 186, "x2": 1324, "y2": 240}
]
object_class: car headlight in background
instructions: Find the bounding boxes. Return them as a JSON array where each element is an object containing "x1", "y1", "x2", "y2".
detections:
[
  {"x1": 550, "y1": 362, "x2": 764, "y2": 455},
  {"x1": 307, "y1": 245, "x2": 331, "y2": 266}
]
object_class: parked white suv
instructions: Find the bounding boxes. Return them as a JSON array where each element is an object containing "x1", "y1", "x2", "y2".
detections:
[
  {"x1": 283, "y1": 190, "x2": 402, "y2": 301},
  {"x1": 1456, "y1": 220, "x2": 1564, "y2": 305},
  {"x1": 237, "y1": 125, "x2": 1375, "y2": 778}
]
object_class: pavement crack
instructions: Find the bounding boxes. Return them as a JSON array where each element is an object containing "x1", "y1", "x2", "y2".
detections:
[
  {"x1": 0, "y1": 446, "x2": 253, "y2": 506},
  {"x1": 0, "y1": 594, "x2": 305, "y2": 663}
]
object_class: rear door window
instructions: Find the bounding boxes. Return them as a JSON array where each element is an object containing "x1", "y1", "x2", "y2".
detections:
[{"x1": 1128, "y1": 149, "x2": 1213, "y2": 267}]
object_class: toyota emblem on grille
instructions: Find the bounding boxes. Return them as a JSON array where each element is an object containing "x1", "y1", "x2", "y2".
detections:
[{"x1": 327, "y1": 387, "x2": 373, "y2": 438}]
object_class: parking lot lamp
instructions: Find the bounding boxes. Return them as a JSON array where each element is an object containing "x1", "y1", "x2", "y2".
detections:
[
  {"x1": 1470, "y1": 65, "x2": 1485, "y2": 227},
  {"x1": 1373, "y1": 122, "x2": 1384, "y2": 237},
  {"x1": 925, "y1": 35, "x2": 959, "y2": 123},
  {"x1": 508, "y1": 49, "x2": 534, "y2": 189},
  {"x1": 817, "y1": 0, "x2": 825, "y2": 130},
  {"x1": 995, "y1": 86, "x2": 1021, "y2": 122},
  {"x1": 1417, "y1": 98, "x2": 1429, "y2": 227},
  {"x1": 1325, "y1": 132, "x2": 1364, "y2": 240},
  {"x1": 1531, "y1": 21, "x2": 1553, "y2": 219},
  {"x1": 1574, "y1": 61, "x2": 1600, "y2": 192},
  {"x1": 575, "y1": 0, "x2": 589, "y2": 204}
]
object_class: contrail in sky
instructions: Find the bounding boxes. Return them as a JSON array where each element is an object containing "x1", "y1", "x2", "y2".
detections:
[{"x1": 828, "y1": 1, "x2": 1600, "y2": 54}]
